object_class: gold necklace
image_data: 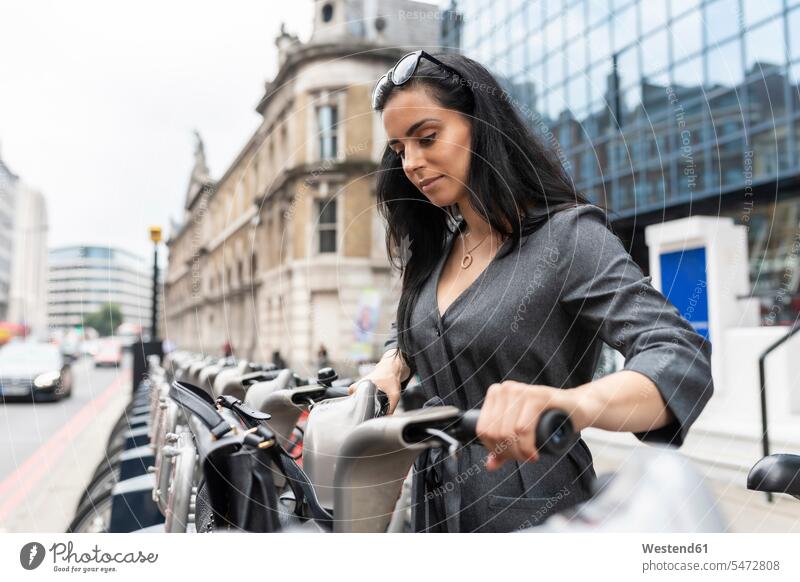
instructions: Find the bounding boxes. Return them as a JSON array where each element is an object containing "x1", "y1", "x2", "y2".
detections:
[{"x1": 460, "y1": 232, "x2": 489, "y2": 269}]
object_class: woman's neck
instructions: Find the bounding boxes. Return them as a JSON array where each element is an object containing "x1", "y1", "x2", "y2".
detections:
[{"x1": 456, "y1": 202, "x2": 493, "y2": 238}]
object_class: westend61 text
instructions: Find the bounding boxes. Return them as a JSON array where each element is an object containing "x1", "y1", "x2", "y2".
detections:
[{"x1": 642, "y1": 543, "x2": 708, "y2": 554}]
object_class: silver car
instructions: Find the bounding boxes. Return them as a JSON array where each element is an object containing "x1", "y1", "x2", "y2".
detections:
[{"x1": 0, "y1": 341, "x2": 73, "y2": 402}]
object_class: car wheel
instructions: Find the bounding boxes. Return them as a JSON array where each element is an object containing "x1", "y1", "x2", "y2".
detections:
[{"x1": 62, "y1": 373, "x2": 73, "y2": 398}]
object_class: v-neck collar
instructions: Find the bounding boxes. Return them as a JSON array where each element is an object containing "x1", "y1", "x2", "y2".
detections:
[{"x1": 433, "y1": 219, "x2": 517, "y2": 321}]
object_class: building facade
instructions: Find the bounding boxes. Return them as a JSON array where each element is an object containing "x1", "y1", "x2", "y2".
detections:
[
  {"x1": 164, "y1": 0, "x2": 441, "y2": 375},
  {"x1": 0, "y1": 151, "x2": 17, "y2": 321},
  {"x1": 48, "y1": 245, "x2": 155, "y2": 334},
  {"x1": 454, "y1": 0, "x2": 800, "y2": 323},
  {"x1": 8, "y1": 183, "x2": 48, "y2": 336}
]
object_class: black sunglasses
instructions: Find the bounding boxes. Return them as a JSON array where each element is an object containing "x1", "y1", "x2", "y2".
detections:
[{"x1": 372, "y1": 50, "x2": 469, "y2": 111}]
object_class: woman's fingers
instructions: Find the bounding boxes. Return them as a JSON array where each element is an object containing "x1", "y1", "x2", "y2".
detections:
[
  {"x1": 476, "y1": 384, "x2": 498, "y2": 446},
  {"x1": 482, "y1": 382, "x2": 547, "y2": 470},
  {"x1": 479, "y1": 383, "x2": 507, "y2": 470},
  {"x1": 490, "y1": 389, "x2": 528, "y2": 470},
  {"x1": 376, "y1": 382, "x2": 400, "y2": 415},
  {"x1": 514, "y1": 397, "x2": 539, "y2": 463}
]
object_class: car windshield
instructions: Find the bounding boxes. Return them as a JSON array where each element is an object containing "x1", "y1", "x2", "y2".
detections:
[{"x1": 0, "y1": 343, "x2": 62, "y2": 369}]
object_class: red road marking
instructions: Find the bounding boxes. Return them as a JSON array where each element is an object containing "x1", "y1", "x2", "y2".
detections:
[{"x1": 0, "y1": 369, "x2": 132, "y2": 522}]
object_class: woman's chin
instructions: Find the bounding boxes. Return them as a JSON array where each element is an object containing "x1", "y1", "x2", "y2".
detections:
[{"x1": 422, "y1": 189, "x2": 459, "y2": 208}]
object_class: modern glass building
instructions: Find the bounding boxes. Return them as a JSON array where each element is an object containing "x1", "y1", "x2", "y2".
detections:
[
  {"x1": 452, "y1": 0, "x2": 800, "y2": 323},
  {"x1": 48, "y1": 246, "x2": 156, "y2": 334}
]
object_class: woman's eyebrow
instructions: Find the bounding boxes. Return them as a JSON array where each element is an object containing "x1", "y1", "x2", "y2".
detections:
[{"x1": 387, "y1": 117, "x2": 440, "y2": 146}]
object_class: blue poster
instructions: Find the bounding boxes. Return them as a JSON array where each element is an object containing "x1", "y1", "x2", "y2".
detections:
[{"x1": 659, "y1": 246, "x2": 710, "y2": 342}]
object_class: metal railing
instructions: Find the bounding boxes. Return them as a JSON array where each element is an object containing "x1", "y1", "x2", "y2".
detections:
[{"x1": 757, "y1": 319, "x2": 800, "y2": 503}]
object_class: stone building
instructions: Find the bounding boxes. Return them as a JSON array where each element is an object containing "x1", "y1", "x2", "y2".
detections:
[{"x1": 165, "y1": 0, "x2": 441, "y2": 375}]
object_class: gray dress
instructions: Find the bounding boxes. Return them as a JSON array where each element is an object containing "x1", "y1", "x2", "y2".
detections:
[{"x1": 383, "y1": 204, "x2": 714, "y2": 533}]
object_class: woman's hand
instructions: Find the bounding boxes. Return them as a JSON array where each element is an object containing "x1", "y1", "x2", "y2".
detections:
[
  {"x1": 476, "y1": 380, "x2": 578, "y2": 471},
  {"x1": 347, "y1": 349, "x2": 409, "y2": 414},
  {"x1": 348, "y1": 368, "x2": 402, "y2": 414},
  {"x1": 476, "y1": 372, "x2": 675, "y2": 471}
]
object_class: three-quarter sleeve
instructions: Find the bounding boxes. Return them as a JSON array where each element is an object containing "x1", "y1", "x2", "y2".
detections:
[
  {"x1": 550, "y1": 205, "x2": 714, "y2": 447},
  {"x1": 383, "y1": 319, "x2": 400, "y2": 352}
]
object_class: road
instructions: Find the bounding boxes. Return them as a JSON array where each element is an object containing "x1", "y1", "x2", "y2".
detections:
[{"x1": 0, "y1": 354, "x2": 133, "y2": 532}]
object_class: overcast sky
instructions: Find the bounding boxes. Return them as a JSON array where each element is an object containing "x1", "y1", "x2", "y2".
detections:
[{"x1": 0, "y1": 0, "x2": 315, "y2": 262}]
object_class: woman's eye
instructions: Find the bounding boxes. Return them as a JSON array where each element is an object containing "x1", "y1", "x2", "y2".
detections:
[{"x1": 420, "y1": 132, "x2": 436, "y2": 145}]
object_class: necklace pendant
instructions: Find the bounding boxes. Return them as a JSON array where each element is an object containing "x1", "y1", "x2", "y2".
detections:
[{"x1": 461, "y1": 253, "x2": 473, "y2": 269}]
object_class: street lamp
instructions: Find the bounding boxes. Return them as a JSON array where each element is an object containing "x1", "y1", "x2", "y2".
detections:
[
  {"x1": 132, "y1": 226, "x2": 164, "y2": 395},
  {"x1": 149, "y1": 226, "x2": 162, "y2": 341}
]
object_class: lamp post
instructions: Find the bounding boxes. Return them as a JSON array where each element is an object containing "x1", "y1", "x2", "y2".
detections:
[
  {"x1": 132, "y1": 226, "x2": 163, "y2": 395},
  {"x1": 149, "y1": 225, "x2": 162, "y2": 340}
]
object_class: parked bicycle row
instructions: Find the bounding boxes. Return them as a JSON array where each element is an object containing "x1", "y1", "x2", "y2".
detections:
[{"x1": 66, "y1": 350, "x2": 800, "y2": 533}]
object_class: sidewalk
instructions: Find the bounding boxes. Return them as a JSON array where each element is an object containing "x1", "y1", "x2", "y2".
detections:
[{"x1": 0, "y1": 370, "x2": 132, "y2": 533}]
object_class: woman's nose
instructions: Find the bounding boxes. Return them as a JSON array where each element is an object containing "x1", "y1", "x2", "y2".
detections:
[{"x1": 402, "y1": 147, "x2": 424, "y2": 175}]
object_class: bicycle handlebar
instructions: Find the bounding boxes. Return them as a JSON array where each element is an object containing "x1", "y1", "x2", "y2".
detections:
[
  {"x1": 320, "y1": 385, "x2": 350, "y2": 400},
  {"x1": 312, "y1": 384, "x2": 390, "y2": 416},
  {"x1": 404, "y1": 407, "x2": 577, "y2": 457}
]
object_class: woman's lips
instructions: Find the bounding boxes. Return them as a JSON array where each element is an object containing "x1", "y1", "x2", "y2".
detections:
[{"x1": 420, "y1": 175, "x2": 443, "y2": 192}]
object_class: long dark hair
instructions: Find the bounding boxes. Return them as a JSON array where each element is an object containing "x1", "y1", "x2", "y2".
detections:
[{"x1": 375, "y1": 53, "x2": 595, "y2": 371}]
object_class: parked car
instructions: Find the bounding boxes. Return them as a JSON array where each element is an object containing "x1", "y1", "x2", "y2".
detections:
[
  {"x1": 94, "y1": 339, "x2": 123, "y2": 367},
  {"x1": 0, "y1": 341, "x2": 73, "y2": 402},
  {"x1": 81, "y1": 338, "x2": 100, "y2": 358}
]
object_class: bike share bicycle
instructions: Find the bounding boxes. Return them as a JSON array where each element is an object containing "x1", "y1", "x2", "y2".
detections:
[
  {"x1": 222, "y1": 381, "x2": 738, "y2": 533},
  {"x1": 70, "y1": 350, "x2": 760, "y2": 534},
  {"x1": 68, "y1": 347, "x2": 383, "y2": 533},
  {"x1": 163, "y1": 369, "x2": 577, "y2": 533},
  {"x1": 67, "y1": 352, "x2": 301, "y2": 532}
]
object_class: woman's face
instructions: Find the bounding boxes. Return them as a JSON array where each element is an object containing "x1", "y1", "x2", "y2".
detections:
[{"x1": 381, "y1": 86, "x2": 472, "y2": 208}]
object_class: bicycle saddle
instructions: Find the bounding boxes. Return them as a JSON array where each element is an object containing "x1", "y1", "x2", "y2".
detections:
[
  {"x1": 244, "y1": 369, "x2": 295, "y2": 413},
  {"x1": 186, "y1": 357, "x2": 215, "y2": 387},
  {"x1": 747, "y1": 454, "x2": 800, "y2": 497},
  {"x1": 197, "y1": 362, "x2": 227, "y2": 395},
  {"x1": 212, "y1": 361, "x2": 250, "y2": 398}
]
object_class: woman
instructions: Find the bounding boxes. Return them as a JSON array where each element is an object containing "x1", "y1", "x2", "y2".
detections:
[{"x1": 351, "y1": 51, "x2": 714, "y2": 532}]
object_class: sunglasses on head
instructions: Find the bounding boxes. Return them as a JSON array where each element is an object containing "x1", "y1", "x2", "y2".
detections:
[{"x1": 372, "y1": 50, "x2": 469, "y2": 111}]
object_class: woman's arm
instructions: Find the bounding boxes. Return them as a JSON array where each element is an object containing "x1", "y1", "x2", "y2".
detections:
[
  {"x1": 478, "y1": 205, "x2": 713, "y2": 470},
  {"x1": 375, "y1": 347, "x2": 413, "y2": 386},
  {"x1": 477, "y1": 371, "x2": 675, "y2": 471},
  {"x1": 568, "y1": 370, "x2": 675, "y2": 434},
  {"x1": 551, "y1": 205, "x2": 713, "y2": 446}
]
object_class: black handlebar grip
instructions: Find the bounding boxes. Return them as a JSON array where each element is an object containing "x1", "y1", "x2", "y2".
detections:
[
  {"x1": 536, "y1": 409, "x2": 577, "y2": 455},
  {"x1": 455, "y1": 408, "x2": 575, "y2": 455},
  {"x1": 455, "y1": 409, "x2": 481, "y2": 441}
]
